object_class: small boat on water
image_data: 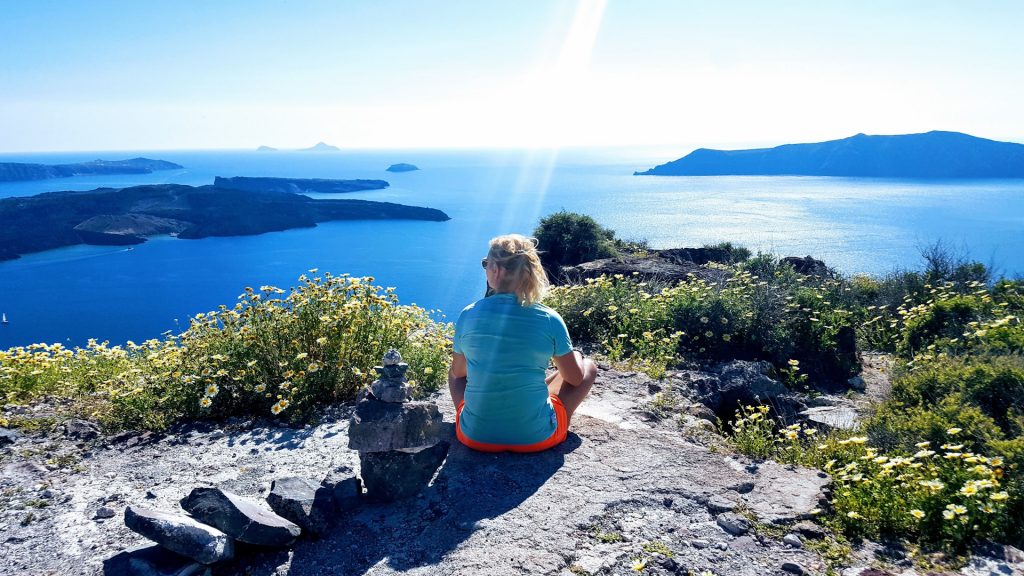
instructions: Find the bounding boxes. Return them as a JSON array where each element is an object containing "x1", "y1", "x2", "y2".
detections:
[{"x1": 2, "y1": 313, "x2": 7, "y2": 324}]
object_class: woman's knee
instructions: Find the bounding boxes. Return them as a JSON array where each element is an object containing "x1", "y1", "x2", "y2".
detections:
[{"x1": 582, "y1": 358, "x2": 598, "y2": 383}]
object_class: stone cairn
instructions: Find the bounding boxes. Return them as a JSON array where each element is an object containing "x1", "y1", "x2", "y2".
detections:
[
  {"x1": 106, "y1": 350, "x2": 448, "y2": 574},
  {"x1": 348, "y1": 349, "x2": 449, "y2": 502}
]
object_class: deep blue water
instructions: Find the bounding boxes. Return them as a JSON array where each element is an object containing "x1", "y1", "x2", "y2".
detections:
[{"x1": 1, "y1": 148, "x2": 1023, "y2": 348}]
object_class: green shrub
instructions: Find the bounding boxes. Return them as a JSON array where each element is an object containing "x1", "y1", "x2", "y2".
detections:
[
  {"x1": 724, "y1": 402, "x2": 1015, "y2": 552},
  {"x1": 534, "y1": 210, "x2": 617, "y2": 268},
  {"x1": 899, "y1": 295, "x2": 987, "y2": 355},
  {"x1": 0, "y1": 273, "x2": 452, "y2": 431},
  {"x1": 702, "y1": 241, "x2": 752, "y2": 263},
  {"x1": 886, "y1": 356, "x2": 1024, "y2": 437},
  {"x1": 546, "y1": 269, "x2": 861, "y2": 381}
]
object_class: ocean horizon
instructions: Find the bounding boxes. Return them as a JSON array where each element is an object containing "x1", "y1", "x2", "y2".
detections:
[{"x1": 2, "y1": 147, "x2": 1023, "y2": 349}]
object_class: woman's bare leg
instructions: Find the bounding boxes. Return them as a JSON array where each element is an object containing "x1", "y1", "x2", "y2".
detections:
[{"x1": 547, "y1": 358, "x2": 597, "y2": 423}]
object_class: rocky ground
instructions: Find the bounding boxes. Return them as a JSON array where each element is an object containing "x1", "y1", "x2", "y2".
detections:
[{"x1": 1, "y1": 361, "x2": 1021, "y2": 576}]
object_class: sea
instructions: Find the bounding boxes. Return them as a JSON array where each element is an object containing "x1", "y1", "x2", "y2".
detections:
[{"x1": 1, "y1": 147, "x2": 1023, "y2": 349}]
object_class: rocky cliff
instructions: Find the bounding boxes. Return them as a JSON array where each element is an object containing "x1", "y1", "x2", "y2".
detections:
[{"x1": 2, "y1": 361, "x2": 1019, "y2": 575}]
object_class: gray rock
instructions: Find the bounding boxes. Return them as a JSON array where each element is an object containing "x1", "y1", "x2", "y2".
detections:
[
  {"x1": 2, "y1": 460, "x2": 48, "y2": 480},
  {"x1": 347, "y1": 399, "x2": 444, "y2": 452},
  {"x1": 781, "y1": 561, "x2": 805, "y2": 574},
  {"x1": 847, "y1": 375, "x2": 866, "y2": 391},
  {"x1": 800, "y1": 405, "x2": 859, "y2": 431},
  {"x1": 690, "y1": 539, "x2": 709, "y2": 549},
  {"x1": 716, "y1": 512, "x2": 751, "y2": 535},
  {"x1": 695, "y1": 360, "x2": 791, "y2": 413},
  {"x1": 266, "y1": 477, "x2": 332, "y2": 536},
  {"x1": 123, "y1": 506, "x2": 234, "y2": 564},
  {"x1": 790, "y1": 520, "x2": 823, "y2": 537},
  {"x1": 685, "y1": 403, "x2": 718, "y2": 422},
  {"x1": 728, "y1": 481, "x2": 756, "y2": 494},
  {"x1": 792, "y1": 521, "x2": 826, "y2": 540},
  {"x1": 359, "y1": 442, "x2": 450, "y2": 502},
  {"x1": 62, "y1": 419, "x2": 101, "y2": 441},
  {"x1": 179, "y1": 487, "x2": 300, "y2": 547},
  {"x1": 382, "y1": 349, "x2": 403, "y2": 366},
  {"x1": 369, "y1": 380, "x2": 412, "y2": 403},
  {"x1": 95, "y1": 506, "x2": 117, "y2": 520},
  {"x1": 783, "y1": 533, "x2": 803, "y2": 548},
  {"x1": 781, "y1": 255, "x2": 831, "y2": 278},
  {"x1": 559, "y1": 254, "x2": 725, "y2": 285},
  {"x1": 731, "y1": 535, "x2": 761, "y2": 552},
  {"x1": 328, "y1": 476, "x2": 363, "y2": 512},
  {"x1": 739, "y1": 460, "x2": 830, "y2": 524},
  {"x1": 0, "y1": 428, "x2": 18, "y2": 447},
  {"x1": 706, "y1": 495, "x2": 736, "y2": 513}
]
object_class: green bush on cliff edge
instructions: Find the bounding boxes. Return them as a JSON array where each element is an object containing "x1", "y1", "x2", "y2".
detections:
[{"x1": 0, "y1": 271, "x2": 452, "y2": 431}]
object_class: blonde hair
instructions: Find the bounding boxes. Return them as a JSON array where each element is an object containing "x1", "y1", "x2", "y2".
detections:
[{"x1": 487, "y1": 234, "x2": 549, "y2": 306}]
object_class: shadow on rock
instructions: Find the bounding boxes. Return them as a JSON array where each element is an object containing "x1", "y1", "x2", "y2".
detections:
[{"x1": 277, "y1": 433, "x2": 582, "y2": 575}]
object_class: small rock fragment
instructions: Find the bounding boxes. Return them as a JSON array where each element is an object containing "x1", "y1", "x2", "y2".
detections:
[
  {"x1": 792, "y1": 521, "x2": 826, "y2": 540},
  {"x1": 706, "y1": 495, "x2": 736, "y2": 513},
  {"x1": 95, "y1": 506, "x2": 116, "y2": 520},
  {"x1": 783, "y1": 533, "x2": 803, "y2": 548},
  {"x1": 0, "y1": 428, "x2": 18, "y2": 447},
  {"x1": 62, "y1": 419, "x2": 101, "y2": 441},
  {"x1": 715, "y1": 512, "x2": 751, "y2": 536},
  {"x1": 781, "y1": 561, "x2": 805, "y2": 574}
]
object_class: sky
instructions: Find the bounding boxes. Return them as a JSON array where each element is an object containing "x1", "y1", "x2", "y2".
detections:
[{"x1": 2, "y1": 0, "x2": 1023, "y2": 152}]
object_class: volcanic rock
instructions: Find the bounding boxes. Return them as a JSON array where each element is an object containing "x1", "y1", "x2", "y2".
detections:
[
  {"x1": 179, "y1": 487, "x2": 300, "y2": 547},
  {"x1": 359, "y1": 442, "x2": 450, "y2": 502},
  {"x1": 266, "y1": 476, "x2": 333, "y2": 536},
  {"x1": 123, "y1": 505, "x2": 234, "y2": 564},
  {"x1": 347, "y1": 399, "x2": 444, "y2": 452}
]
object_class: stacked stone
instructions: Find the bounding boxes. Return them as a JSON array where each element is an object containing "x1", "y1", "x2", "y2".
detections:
[{"x1": 348, "y1": 349, "x2": 449, "y2": 502}]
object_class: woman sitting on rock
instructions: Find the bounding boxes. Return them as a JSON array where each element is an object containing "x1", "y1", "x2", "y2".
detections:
[{"x1": 448, "y1": 233, "x2": 597, "y2": 452}]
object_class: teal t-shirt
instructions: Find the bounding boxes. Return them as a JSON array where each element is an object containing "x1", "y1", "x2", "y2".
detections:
[{"x1": 453, "y1": 293, "x2": 573, "y2": 445}]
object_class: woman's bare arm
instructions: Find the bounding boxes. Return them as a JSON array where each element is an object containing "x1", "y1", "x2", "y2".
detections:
[
  {"x1": 552, "y1": 350, "x2": 586, "y2": 386},
  {"x1": 448, "y1": 352, "x2": 468, "y2": 407}
]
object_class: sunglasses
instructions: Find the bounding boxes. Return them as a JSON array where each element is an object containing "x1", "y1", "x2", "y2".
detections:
[{"x1": 480, "y1": 258, "x2": 489, "y2": 269}]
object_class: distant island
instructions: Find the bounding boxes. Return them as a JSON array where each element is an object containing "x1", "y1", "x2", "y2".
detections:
[
  {"x1": 256, "y1": 145, "x2": 278, "y2": 152},
  {"x1": 635, "y1": 131, "x2": 1024, "y2": 178},
  {"x1": 0, "y1": 182, "x2": 449, "y2": 261},
  {"x1": 298, "y1": 142, "x2": 341, "y2": 152},
  {"x1": 0, "y1": 157, "x2": 183, "y2": 183},
  {"x1": 386, "y1": 163, "x2": 420, "y2": 173},
  {"x1": 214, "y1": 176, "x2": 389, "y2": 194}
]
